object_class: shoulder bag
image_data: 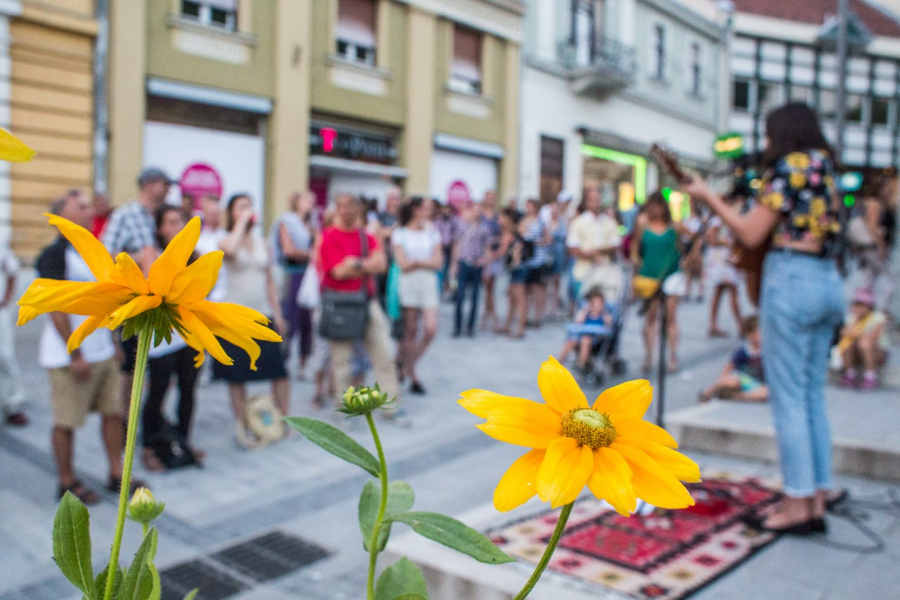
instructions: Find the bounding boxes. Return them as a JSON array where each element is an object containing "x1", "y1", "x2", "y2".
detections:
[{"x1": 319, "y1": 229, "x2": 371, "y2": 340}]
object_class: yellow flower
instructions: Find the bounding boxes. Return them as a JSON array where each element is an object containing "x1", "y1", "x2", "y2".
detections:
[
  {"x1": 17, "y1": 214, "x2": 281, "y2": 369},
  {"x1": 0, "y1": 129, "x2": 35, "y2": 162},
  {"x1": 460, "y1": 358, "x2": 700, "y2": 515}
]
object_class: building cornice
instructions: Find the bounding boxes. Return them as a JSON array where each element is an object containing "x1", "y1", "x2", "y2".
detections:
[{"x1": 394, "y1": 0, "x2": 524, "y2": 42}]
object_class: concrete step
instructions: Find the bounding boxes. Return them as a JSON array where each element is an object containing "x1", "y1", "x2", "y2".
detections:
[{"x1": 667, "y1": 388, "x2": 900, "y2": 482}]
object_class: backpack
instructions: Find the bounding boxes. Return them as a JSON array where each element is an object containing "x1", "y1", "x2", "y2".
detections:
[{"x1": 146, "y1": 424, "x2": 197, "y2": 470}]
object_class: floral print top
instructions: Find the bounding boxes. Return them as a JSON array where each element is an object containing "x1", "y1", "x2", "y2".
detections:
[{"x1": 758, "y1": 149, "x2": 840, "y2": 252}]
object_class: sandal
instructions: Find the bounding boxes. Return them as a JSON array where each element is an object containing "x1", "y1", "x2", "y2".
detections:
[
  {"x1": 58, "y1": 480, "x2": 100, "y2": 505},
  {"x1": 107, "y1": 476, "x2": 149, "y2": 495},
  {"x1": 5, "y1": 412, "x2": 28, "y2": 427},
  {"x1": 142, "y1": 447, "x2": 167, "y2": 472}
]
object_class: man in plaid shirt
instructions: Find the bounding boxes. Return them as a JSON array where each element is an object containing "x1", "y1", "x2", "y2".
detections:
[
  {"x1": 102, "y1": 167, "x2": 173, "y2": 273},
  {"x1": 450, "y1": 202, "x2": 494, "y2": 338}
]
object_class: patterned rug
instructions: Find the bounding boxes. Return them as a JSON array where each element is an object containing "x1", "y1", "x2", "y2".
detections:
[{"x1": 488, "y1": 476, "x2": 783, "y2": 600}]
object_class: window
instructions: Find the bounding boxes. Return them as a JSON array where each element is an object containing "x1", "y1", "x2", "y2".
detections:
[
  {"x1": 733, "y1": 79, "x2": 750, "y2": 112},
  {"x1": 449, "y1": 25, "x2": 483, "y2": 94},
  {"x1": 871, "y1": 96, "x2": 891, "y2": 126},
  {"x1": 571, "y1": 0, "x2": 604, "y2": 66},
  {"x1": 180, "y1": 0, "x2": 237, "y2": 31},
  {"x1": 845, "y1": 94, "x2": 864, "y2": 123},
  {"x1": 690, "y1": 42, "x2": 701, "y2": 96},
  {"x1": 653, "y1": 25, "x2": 666, "y2": 80},
  {"x1": 336, "y1": 0, "x2": 377, "y2": 65},
  {"x1": 540, "y1": 136, "x2": 565, "y2": 205},
  {"x1": 818, "y1": 89, "x2": 837, "y2": 120},
  {"x1": 789, "y1": 84, "x2": 811, "y2": 104},
  {"x1": 757, "y1": 81, "x2": 782, "y2": 114}
]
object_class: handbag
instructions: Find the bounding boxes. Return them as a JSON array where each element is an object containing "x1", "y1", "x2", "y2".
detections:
[
  {"x1": 318, "y1": 229, "x2": 371, "y2": 340},
  {"x1": 245, "y1": 393, "x2": 284, "y2": 448},
  {"x1": 296, "y1": 263, "x2": 321, "y2": 309}
]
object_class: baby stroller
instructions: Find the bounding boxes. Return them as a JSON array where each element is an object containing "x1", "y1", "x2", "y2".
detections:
[{"x1": 567, "y1": 276, "x2": 629, "y2": 388}]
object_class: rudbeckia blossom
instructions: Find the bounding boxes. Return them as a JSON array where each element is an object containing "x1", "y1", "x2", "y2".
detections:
[
  {"x1": 460, "y1": 357, "x2": 700, "y2": 515},
  {"x1": 17, "y1": 214, "x2": 281, "y2": 369}
]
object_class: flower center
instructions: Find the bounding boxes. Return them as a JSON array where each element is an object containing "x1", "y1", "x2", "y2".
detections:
[{"x1": 561, "y1": 408, "x2": 617, "y2": 449}]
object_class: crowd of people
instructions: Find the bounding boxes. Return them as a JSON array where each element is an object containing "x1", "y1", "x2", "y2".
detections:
[{"x1": 0, "y1": 102, "x2": 896, "y2": 534}]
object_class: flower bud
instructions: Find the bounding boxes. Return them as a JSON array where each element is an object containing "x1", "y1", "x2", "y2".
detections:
[
  {"x1": 338, "y1": 383, "x2": 397, "y2": 417},
  {"x1": 127, "y1": 487, "x2": 165, "y2": 525}
]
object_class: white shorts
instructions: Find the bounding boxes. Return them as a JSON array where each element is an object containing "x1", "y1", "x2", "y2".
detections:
[
  {"x1": 399, "y1": 270, "x2": 439, "y2": 309},
  {"x1": 662, "y1": 272, "x2": 687, "y2": 297}
]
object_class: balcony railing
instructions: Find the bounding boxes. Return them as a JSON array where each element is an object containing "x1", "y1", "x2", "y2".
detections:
[{"x1": 558, "y1": 35, "x2": 635, "y2": 96}]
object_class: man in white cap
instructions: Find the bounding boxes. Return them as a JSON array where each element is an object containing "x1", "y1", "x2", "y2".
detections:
[{"x1": 539, "y1": 189, "x2": 573, "y2": 225}]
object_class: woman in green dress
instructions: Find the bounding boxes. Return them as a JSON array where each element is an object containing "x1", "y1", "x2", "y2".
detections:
[{"x1": 631, "y1": 192, "x2": 686, "y2": 373}]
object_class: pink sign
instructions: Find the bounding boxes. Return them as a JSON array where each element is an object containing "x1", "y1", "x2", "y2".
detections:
[
  {"x1": 447, "y1": 180, "x2": 471, "y2": 210},
  {"x1": 179, "y1": 163, "x2": 223, "y2": 207}
]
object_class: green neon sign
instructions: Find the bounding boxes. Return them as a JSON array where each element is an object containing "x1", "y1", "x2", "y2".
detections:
[{"x1": 580, "y1": 144, "x2": 648, "y2": 204}]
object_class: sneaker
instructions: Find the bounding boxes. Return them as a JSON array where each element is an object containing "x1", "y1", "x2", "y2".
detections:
[
  {"x1": 235, "y1": 423, "x2": 260, "y2": 450},
  {"x1": 860, "y1": 372, "x2": 879, "y2": 391},
  {"x1": 839, "y1": 370, "x2": 858, "y2": 388},
  {"x1": 5, "y1": 411, "x2": 28, "y2": 427},
  {"x1": 410, "y1": 381, "x2": 426, "y2": 395}
]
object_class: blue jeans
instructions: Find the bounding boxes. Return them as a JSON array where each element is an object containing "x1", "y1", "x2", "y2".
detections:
[
  {"x1": 455, "y1": 261, "x2": 483, "y2": 335},
  {"x1": 760, "y1": 251, "x2": 844, "y2": 497}
]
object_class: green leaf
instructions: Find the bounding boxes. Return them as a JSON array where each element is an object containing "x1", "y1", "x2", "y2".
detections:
[
  {"x1": 53, "y1": 492, "x2": 96, "y2": 598},
  {"x1": 389, "y1": 512, "x2": 515, "y2": 565},
  {"x1": 359, "y1": 481, "x2": 415, "y2": 552},
  {"x1": 119, "y1": 528, "x2": 157, "y2": 600},
  {"x1": 182, "y1": 590, "x2": 199, "y2": 600},
  {"x1": 284, "y1": 416, "x2": 381, "y2": 477},
  {"x1": 374, "y1": 557, "x2": 429, "y2": 600},
  {"x1": 91, "y1": 564, "x2": 122, "y2": 600}
]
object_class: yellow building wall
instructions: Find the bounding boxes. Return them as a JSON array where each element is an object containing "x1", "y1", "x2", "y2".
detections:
[{"x1": 9, "y1": 4, "x2": 97, "y2": 258}]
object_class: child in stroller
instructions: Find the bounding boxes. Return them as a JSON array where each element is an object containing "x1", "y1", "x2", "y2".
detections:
[{"x1": 558, "y1": 287, "x2": 614, "y2": 374}]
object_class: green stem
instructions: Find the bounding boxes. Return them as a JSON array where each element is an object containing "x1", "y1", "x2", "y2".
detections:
[
  {"x1": 365, "y1": 413, "x2": 389, "y2": 600},
  {"x1": 103, "y1": 329, "x2": 152, "y2": 600},
  {"x1": 141, "y1": 522, "x2": 148, "y2": 540},
  {"x1": 511, "y1": 503, "x2": 574, "y2": 600}
]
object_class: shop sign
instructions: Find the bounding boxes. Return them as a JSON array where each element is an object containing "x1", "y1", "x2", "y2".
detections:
[
  {"x1": 447, "y1": 180, "x2": 471, "y2": 210},
  {"x1": 714, "y1": 133, "x2": 744, "y2": 159},
  {"x1": 179, "y1": 163, "x2": 223, "y2": 202},
  {"x1": 309, "y1": 126, "x2": 397, "y2": 164}
]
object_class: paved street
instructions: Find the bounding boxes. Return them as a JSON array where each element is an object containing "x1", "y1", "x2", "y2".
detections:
[{"x1": 1, "y1": 286, "x2": 899, "y2": 600}]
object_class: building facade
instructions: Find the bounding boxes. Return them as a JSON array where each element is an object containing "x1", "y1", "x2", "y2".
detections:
[
  {"x1": 4, "y1": 0, "x2": 97, "y2": 257},
  {"x1": 727, "y1": 0, "x2": 900, "y2": 177},
  {"x1": 105, "y1": 0, "x2": 524, "y2": 224},
  {"x1": 519, "y1": 0, "x2": 727, "y2": 213}
]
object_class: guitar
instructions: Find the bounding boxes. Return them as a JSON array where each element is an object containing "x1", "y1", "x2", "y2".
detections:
[{"x1": 650, "y1": 143, "x2": 767, "y2": 307}]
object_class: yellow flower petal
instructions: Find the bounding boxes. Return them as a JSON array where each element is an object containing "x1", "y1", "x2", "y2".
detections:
[
  {"x1": 460, "y1": 393, "x2": 562, "y2": 447},
  {"x1": 587, "y1": 447, "x2": 637, "y2": 516},
  {"x1": 16, "y1": 306, "x2": 40, "y2": 326},
  {"x1": 67, "y1": 315, "x2": 109, "y2": 354},
  {"x1": 107, "y1": 295, "x2": 162, "y2": 330},
  {"x1": 0, "y1": 129, "x2": 36, "y2": 162},
  {"x1": 46, "y1": 213, "x2": 115, "y2": 281},
  {"x1": 177, "y1": 306, "x2": 233, "y2": 368},
  {"x1": 61, "y1": 287, "x2": 136, "y2": 317},
  {"x1": 18, "y1": 280, "x2": 122, "y2": 317},
  {"x1": 110, "y1": 253, "x2": 150, "y2": 295},
  {"x1": 537, "y1": 437, "x2": 593, "y2": 508},
  {"x1": 476, "y1": 423, "x2": 560, "y2": 449},
  {"x1": 537, "y1": 356, "x2": 588, "y2": 414},
  {"x1": 611, "y1": 442, "x2": 694, "y2": 509},
  {"x1": 493, "y1": 449, "x2": 545, "y2": 512},
  {"x1": 458, "y1": 389, "x2": 539, "y2": 419},
  {"x1": 616, "y1": 436, "x2": 700, "y2": 483},
  {"x1": 148, "y1": 216, "x2": 201, "y2": 297},
  {"x1": 166, "y1": 251, "x2": 223, "y2": 305},
  {"x1": 615, "y1": 418, "x2": 678, "y2": 449},
  {"x1": 187, "y1": 301, "x2": 280, "y2": 370},
  {"x1": 592, "y1": 380, "x2": 652, "y2": 422}
]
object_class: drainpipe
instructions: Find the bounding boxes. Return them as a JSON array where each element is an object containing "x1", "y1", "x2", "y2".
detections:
[
  {"x1": 93, "y1": 0, "x2": 109, "y2": 193},
  {"x1": 835, "y1": 0, "x2": 849, "y2": 161}
]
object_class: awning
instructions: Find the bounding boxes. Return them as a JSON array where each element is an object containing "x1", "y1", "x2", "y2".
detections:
[
  {"x1": 309, "y1": 155, "x2": 408, "y2": 178},
  {"x1": 433, "y1": 132, "x2": 504, "y2": 159},
  {"x1": 147, "y1": 77, "x2": 273, "y2": 114}
]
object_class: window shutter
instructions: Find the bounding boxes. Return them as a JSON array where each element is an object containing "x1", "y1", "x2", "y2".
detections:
[
  {"x1": 452, "y1": 26, "x2": 482, "y2": 82},
  {"x1": 204, "y1": 0, "x2": 238, "y2": 10},
  {"x1": 337, "y1": 0, "x2": 377, "y2": 47}
]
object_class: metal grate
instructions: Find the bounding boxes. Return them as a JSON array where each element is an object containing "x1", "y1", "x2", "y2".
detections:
[
  {"x1": 159, "y1": 559, "x2": 248, "y2": 600},
  {"x1": 210, "y1": 531, "x2": 330, "y2": 583}
]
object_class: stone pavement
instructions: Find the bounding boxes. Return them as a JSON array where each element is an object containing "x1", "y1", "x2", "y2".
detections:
[{"x1": 1, "y1": 287, "x2": 899, "y2": 600}]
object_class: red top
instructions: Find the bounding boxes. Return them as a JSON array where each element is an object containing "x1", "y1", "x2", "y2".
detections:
[
  {"x1": 319, "y1": 226, "x2": 380, "y2": 295},
  {"x1": 91, "y1": 215, "x2": 109, "y2": 239}
]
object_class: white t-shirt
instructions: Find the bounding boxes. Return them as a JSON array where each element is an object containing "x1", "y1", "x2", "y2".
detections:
[
  {"x1": 37, "y1": 241, "x2": 115, "y2": 369},
  {"x1": 566, "y1": 211, "x2": 621, "y2": 281},
  {"x1": 391, "y1": 226, "x2": 441, "y2": 263},
  {"x1": 196, "y1": 227, "x2": 228, "y2": 302}
]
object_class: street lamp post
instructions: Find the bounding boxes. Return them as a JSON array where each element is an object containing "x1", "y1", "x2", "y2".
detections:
[{"x1": 835, "y1": 0, "x2": 850, "y2": 159}]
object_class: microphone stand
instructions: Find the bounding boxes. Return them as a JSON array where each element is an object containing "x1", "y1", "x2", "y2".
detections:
[{"x1": 656, "y1": 288, "x2": 668, "y2": 429}]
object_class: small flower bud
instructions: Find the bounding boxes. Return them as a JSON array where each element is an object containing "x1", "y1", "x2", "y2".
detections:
[
  {"x1": 338, "y1": 383, "x2": 397, "y2": 417},
  {"x1": 127, "y1": 487, "x2": 165, "y2": 525}
]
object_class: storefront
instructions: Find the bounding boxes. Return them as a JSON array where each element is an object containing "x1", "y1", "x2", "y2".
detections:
[
  {"x1": 580, "y1": 143, "x2": 647, "y2": 213},
  {"x1": 143, "y1": 78, "x2": 269, "y2": 215},
  {"x1": 428, "y1": 133, "x2": 501, "y2": 205},
  {"x1": 308, "y1": 120, "x2": 406, "y2": 207}
]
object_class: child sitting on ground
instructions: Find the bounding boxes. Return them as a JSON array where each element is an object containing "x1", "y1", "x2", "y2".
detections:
[
  {"x1": 699, "y1": 315, "x2": 767, "y2": 403},
  {"x1": 559, "y1": 287, "x2": 613, "y2": 371},
  {"x1": 836, "y1": 288, "x2": 889, "y2": 390}
]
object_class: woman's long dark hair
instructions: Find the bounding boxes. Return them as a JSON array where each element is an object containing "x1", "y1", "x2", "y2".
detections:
[
  {"x1": 644, "y1": 191, "x2": 673, "y2": 225},
  {"x1": 155, "y1": 204, "x2": 183, "y2": 249},
  {"x1": 763, "y1": 103, "x2": 836, "y2": 168},
  {"x1": 399, "y1": 196, "x2": 425, "y2": 227},
  {"x1": 225, "y1": 193, "x2": 251, "y2": 232}
]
